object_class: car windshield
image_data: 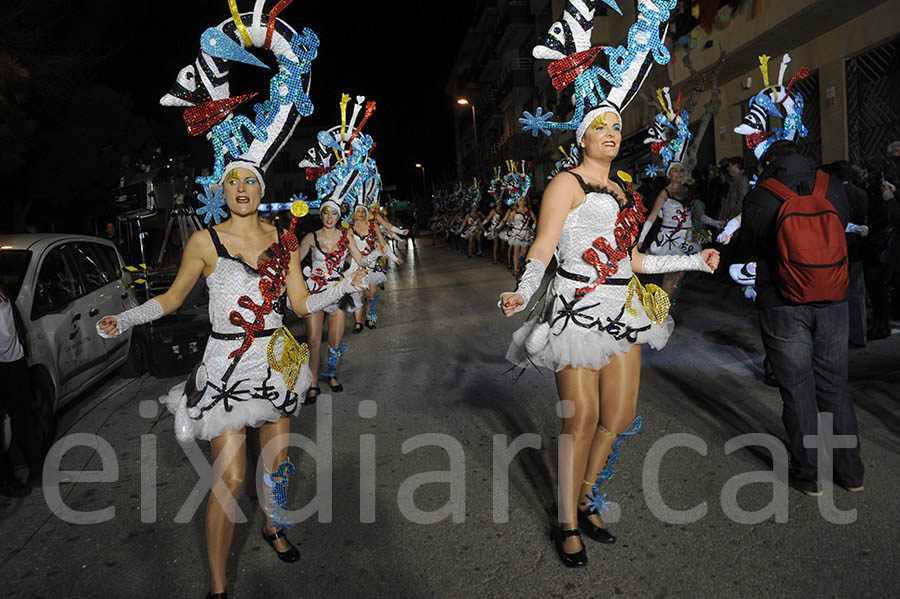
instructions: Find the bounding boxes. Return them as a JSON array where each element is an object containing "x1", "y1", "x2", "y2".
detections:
[{"x1": 0, "y1": 250, "x2": 32, "y2": 300}]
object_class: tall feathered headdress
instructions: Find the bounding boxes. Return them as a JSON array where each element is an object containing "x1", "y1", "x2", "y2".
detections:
[
  {"x1": 643, "y1": 87, "x2": 692, "y2": 177},
  {"x1": 734, "y1": 53, "x2": 809, "y2": 159},
  {"x1": 161, "y1": 0, "x2": 319, "y2": 224},
  {"x1": 520, "y1": 0, "x2": 677, "y2": 142},
  {"x1": 299, "y1": 94, "x2": 378, "y2": 225}
]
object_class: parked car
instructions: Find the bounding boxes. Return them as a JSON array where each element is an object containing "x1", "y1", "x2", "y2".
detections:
[{"x1": 0, "y1": 235, "x2": 140, "y2": 453}]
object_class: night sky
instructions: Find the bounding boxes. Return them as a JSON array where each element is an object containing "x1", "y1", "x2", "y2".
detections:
[{"x1": 76, "y1": 0, "x2": 477, "y2": 193}]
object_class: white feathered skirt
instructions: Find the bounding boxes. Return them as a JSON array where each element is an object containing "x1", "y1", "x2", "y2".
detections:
[{"x1": 506, "y1": 273, "x2": 674, "y2": 372}]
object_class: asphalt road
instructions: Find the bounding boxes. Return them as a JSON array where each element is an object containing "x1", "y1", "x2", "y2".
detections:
[{"x1": 2, "y1": 238, "x2": 899, "y2": 598}]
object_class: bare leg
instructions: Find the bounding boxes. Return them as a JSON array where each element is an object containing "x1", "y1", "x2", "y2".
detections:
[
  {"x1": 555, "y1": 367, "x2": 601, "y2": 553},
  {"x1": 467, "y1": 236, "x2": 474, "y2": 257},
  {"x1": 578, "y1": 345, "x2": 642, "y2": 528},
  {"x1": 326, "y1": 310, "x2": 347, "y2": 387},
  {"x1": 492, "y1": 238, "x2": 499, "y2": 263},
  {"x1": 206, "y1": 429, "x2": 247, "y2": 595},
  {"x1": 259, "y1": 417, "x2": 294, "y2": 552},
  {"x1": 304, "y1": 311, "x2": 325, "y2": 393}
]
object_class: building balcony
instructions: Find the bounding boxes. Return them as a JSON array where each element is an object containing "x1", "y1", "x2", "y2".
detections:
[{"x1": 496, "y1": 1, "x2": 535, "y2": 53}]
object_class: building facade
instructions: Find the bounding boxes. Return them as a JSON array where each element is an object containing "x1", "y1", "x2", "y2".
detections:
[{"x1": 447, "y1": 0, "x2": 900, "y2": 191}]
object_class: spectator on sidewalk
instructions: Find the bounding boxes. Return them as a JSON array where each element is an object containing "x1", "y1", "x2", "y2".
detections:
[
  {"x1": 0, "y1": 286, "x2": 43, "y2": 497},
  {"x1": 862, "y1": 156, "x2": 899, "y2": 339},
  {"x1": 823, "y1": 161, "x2": 869, "y2": 347},
  {"x1": 718, "y1": 157, "x2": 750, "y2": 224},
  {"x1": 740, "y1": 141, "x2": 865, "y2": 497}
]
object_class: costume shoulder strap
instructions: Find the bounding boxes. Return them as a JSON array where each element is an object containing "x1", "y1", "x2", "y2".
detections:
[
  {"x1": 564, "y1": 170, "x2": 591, "y2": 193},
  {"x1": 208, "y1": 227, "x2": 228, "y2": 258}
]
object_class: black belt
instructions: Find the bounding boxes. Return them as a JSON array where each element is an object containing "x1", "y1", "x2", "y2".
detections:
[
  {"x1": 211, "y1": 328, "x2": 281, "y2": 340},
  {"x1": 556, "y1": 267, "x2": 630, "y2": 285}
]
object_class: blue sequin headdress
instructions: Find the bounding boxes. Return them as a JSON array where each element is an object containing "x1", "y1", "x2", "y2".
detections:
[
  {"x1": 520, "y1": 0, "x2": 677, "y2": 143},
  {"x1": 486, "y1": 167, "x2": 503, "y2": 207},
  {"x1": 299, "y1": 94, "x2": 378, "y2": 225},
  {"x1": 161, "y1": 0, "x2": 319, "y2": 225},
  {"x1": 643, "y1": 87, "x2": 692, "y2": 177},
  {"x1": 503, "y1": 161, "x2": 532, "y2": 207},
  {"x1": 735, "y1": 53, "x2": 810, "y2": 160},
  {"x1": 465, "y1": 178, "x2": 482, "y2": 211}
]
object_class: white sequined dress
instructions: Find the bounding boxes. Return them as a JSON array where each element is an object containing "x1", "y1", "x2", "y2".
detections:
[
  {"x1": 349, "y1": 223, "x2": 387, "y2": 287},
  {"x1": 304, "y1": 230, "x2": 362, "y2": 314},
  {"x1": 506, "y1": 173, "x2": 674, "y2": 372},
  {"x1": 160, "y1": 228, "x2": 312, "y2": 442},
  {"x1": 648, "y1": 191, "x2": 700, "y2": 256},
  {"x1": 508, "y1": 212, "x2": 536, "y2": 247},
  {"x1": 483, "y1": 213, "x2": 501, "y2": 240}
]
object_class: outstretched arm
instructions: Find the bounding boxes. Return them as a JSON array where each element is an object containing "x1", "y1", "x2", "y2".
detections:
[
  {"x1": 97, "y1": 229, "x2": 209, "y2": 336},
  {"x1": 500, "y1": 175, "x2": 575, "y2": 317}
]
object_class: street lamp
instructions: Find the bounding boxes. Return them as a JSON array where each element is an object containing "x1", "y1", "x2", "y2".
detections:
[
  {"x1": 414, "y1": 163, "x2": 426, "y2": 196},
  {"x1": 456, "y1": 98, "x2": 479, "y2": 161}
]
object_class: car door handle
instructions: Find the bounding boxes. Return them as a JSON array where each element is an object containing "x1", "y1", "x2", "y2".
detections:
[
  {"x1": 71, "y1": 313, "x2": 81, "y2": 323},
  {"x1": 89, "y1": 308, "x2": 99, "y2": 317}
]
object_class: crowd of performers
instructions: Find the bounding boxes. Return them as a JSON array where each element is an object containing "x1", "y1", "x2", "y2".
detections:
[
  {"x1": 430, "y1": 161, "x2": 538, "y2": 277},
  {"x1": 495, "y1": 0, "x2": 874, "y2": 570},
  {"x1": 65, "y1": 0, "x2": 894, "y2": 591},
  {"x1": 94, "y1": 4, "x2": 405, "y2": 596}
]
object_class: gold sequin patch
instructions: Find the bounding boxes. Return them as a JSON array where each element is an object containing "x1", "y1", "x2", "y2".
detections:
[
  {"x1": 625, "y1": 275, "x2": 671, "y2": 325},
  {"x1": 266, "y1": 328, "x2": 309, "y2": 392}
]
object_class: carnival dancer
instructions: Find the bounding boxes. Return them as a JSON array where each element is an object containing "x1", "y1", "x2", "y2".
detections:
[
  {"x1": 98, "y1": 6, "x2": 368, "y2": 596},
  {"x1": 349, "y1": 203, "x2": 401, "y2": 332},
  {"x1": 482, "y1": 168, "x2": 506, "y2": 264},
  {"x1": 639, "y1": 89, "x2": 721, "y2": 298},
  {"x1": 298, "y1": 94, "x2": 383, "y2": 396},
  {"x1": 460, "y1": 183, "x2": 485, "y2": 258},
  {"x1": 505, "y1": 162, "x2": 537, "y2": 276},
  {"x1": 299, "y1": 203, "x2": 367, "y2": 395},
  {"x1": 502, "y1": 0, "x2": 718, "y2": 568}
]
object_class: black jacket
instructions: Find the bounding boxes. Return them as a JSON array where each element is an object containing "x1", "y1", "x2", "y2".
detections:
[{"x1": 740, "y1": 153, "x2": 849, "y2": 309}]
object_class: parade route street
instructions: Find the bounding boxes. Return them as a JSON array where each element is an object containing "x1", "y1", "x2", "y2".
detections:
[{"x1": 2, "y1": 239, "x2": 899, "y2": 598}]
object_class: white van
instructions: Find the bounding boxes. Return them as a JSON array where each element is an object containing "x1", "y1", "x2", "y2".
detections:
[{"x1": 0, "y1": 235, "x2": 139, "y2": 451}]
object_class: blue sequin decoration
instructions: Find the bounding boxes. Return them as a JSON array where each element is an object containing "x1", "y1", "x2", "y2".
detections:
[
  {"x1": 201, "y1": 27, "x2": 268, "y2": 69},
  {"x1": 263, "y1": 460, "x2": 296, "y2": 529},
  {"x1": 582, "y1": 416, "x2": 642, "y2": 514},
  {"x1": 197, "y1": 184, "x2": 227, "y2": 225}
]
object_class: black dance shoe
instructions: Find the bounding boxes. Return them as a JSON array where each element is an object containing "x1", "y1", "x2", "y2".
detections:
[
  {"x1": 365, "y1": 318, "x2": 377, "y2": 330},
  {"x1": 206, "y1": 592, "x2": 226, "y2": 598},
  {"x1": 550, "y1": 527, "x2": 588, "y2": 568},
  {"x1": 328, "y1": 378, "x2": 343, "y2": 393},
  {"x1": 352, "y1": 323, "x2": 364, "y2": 334},
  {"x1": 262, "y1": 527, "x2": 300, "y2": 563},
  {"x1": 577, "y1": 509, "x2": 616, "y2": 544},
  {"x1": 303, "y1": 386, "x2": 319, "y2": 405}
]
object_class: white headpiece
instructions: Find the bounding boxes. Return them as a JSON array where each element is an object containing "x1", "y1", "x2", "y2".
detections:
[
  {"x1": 643, "y1": 87, "x2": 692, "y2": 177},
  {"x1": 734, "y1": 53, "x2": 810, "y2": 159},
  {"x1": 161, "y1": 0, "x2": 319, "y2": 223},
  {"x1": 520, "y1": 0, "x2": 677, "y2": 143}
]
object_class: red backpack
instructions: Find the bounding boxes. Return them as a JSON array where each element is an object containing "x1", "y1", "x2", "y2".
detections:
[{"x1": 759, "y1": 171, "x2": 849, "y2": 304}]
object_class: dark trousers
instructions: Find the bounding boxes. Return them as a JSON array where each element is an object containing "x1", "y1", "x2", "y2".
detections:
[
  {"x1": 847, "y1": 261, "x2": 866, "y2": 346},
  {"x1": 0, "y1": 358, "x2": 42, "y2": 479},
  {"x1": 758, "y1": 302, "x2": 865, "y2": 486},
  {"x1": 864, "y1": 261, "x2": 891, "y2": 336}
]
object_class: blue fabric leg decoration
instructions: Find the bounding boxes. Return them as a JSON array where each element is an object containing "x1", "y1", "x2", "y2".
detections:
[
  {"x1": 367, "y1": 295, "x2": 378, "y2": 324},
  {"x1": 263, "y1": 460, "x2": 295, "y2": 529},
  {"x1": 322, "y1": 343, "x2": 348, "y2": 379},
  {"x1": 583, "y1": 417, "x2": 642, "y2": 514}
]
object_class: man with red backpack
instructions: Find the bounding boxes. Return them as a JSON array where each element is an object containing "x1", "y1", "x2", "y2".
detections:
[{"x1": 740, "y1": 140, "x2": 865, "y2": 497}]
